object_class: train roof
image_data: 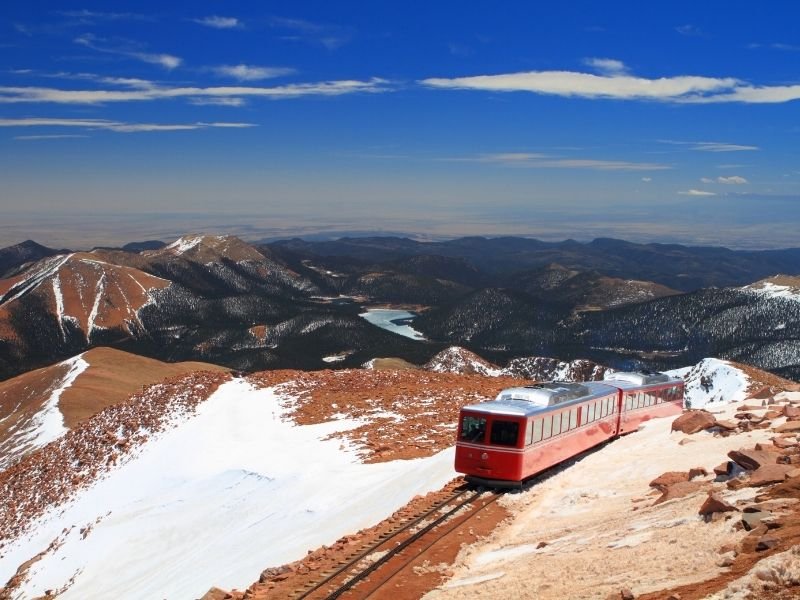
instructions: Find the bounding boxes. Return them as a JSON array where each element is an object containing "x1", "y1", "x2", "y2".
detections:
[
  {"x1": 462, "y1": 381, "x2": 618, "y2": 417},
  {"x1": 603, "y1": 370, "x2": 684, "y2": 390}
]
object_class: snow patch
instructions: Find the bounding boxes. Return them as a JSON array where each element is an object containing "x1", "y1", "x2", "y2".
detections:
[
  {"x1": 0, "y1": 379, "x2": 456, "y2": 599},
  {"x1": 667, "y1": 358, "x2": 751, "y2": 409},
  {"x1": 0, "y1": 355, "x2": 88, "y2": 469},
  {"x1": 165, "y1": 236, "x2": 203, "y2": 255},
  {"x1": 359, "y1": 309, "x2": 426, "y2": 340}
]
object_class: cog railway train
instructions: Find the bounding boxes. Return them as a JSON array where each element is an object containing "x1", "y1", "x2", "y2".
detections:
[{"x1": 455, "y1": 371, "x2": 685, "y2": 487}]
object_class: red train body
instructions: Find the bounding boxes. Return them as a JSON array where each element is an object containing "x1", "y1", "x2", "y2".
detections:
[{"x1": 455, "y1": 371, "x2": 685, "y2": 486}]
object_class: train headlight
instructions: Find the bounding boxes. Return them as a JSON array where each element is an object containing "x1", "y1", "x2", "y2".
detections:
[{"x1": 481, "y1": 452, "x2": 488, "y2": 460}]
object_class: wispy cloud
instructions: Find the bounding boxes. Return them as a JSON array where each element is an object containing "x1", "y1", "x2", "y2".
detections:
[
  {"x1": 0, "y1": 78, "x2": 392, "y2": 104},
  {"x1": 56, "y1": 10, "x2": 152, "y2": 22},
  {"x1": 269, "y1": 16, "x2": 352, "y2": 50},
  {"x1": 14, "y1": 134, "x2": 89, "y2": 140},
  {"x1": 641, "y1": 177, "x2": 652, "y2": 182},
  {"x1": 582, "y1": 57, "x2": 628, "y2": 75},
  {"x1": 660, "y1": 140, "x2": 759, "y2": 152},
  {"x1": 675, "y1": 24, "x2": 704, "y2": 37},
  {"x1": 450, "y1": 152, "x2": 670, "y2": 171},
  {"x1": 75, "y1": 34, "x2": 182, "y2": 70},
  {"x1": 717, "y1": 175, "x2": 748, "y2": 184},
  {"x1": 748, "y1": 42, "x2": 800, "y2": 52},
  {"x1": 193, "y1": 16, "x2": 241, "y2": 29},
  {"x1": 212, "y1": 64, "x2": 296, "y2": 81},
  {"x1": 421, "y1": 65, "x2": 800, "y2": 105},
  {"x1": 0, "y1": 117, "x2": 256, "y2": 133},
  {"x1": 188, "y1": 97, "x2": 247, "y2": 107},
  {"x1": 679, "y1": 189, "x2": 716, "y2": 196}
]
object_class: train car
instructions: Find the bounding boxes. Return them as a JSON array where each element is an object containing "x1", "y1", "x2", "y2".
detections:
[{"x1": 455, "y1": 371, "x2": 685, "y2": 487}]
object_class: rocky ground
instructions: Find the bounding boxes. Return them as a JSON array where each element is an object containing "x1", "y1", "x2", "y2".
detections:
[{"x1": 206, "y1": 363, "x2": 800, "y2": 600}]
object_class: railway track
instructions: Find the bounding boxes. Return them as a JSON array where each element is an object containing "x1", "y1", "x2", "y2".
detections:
[{"x1": 284, "y1": 483, "x2": 502, "y2": 600}]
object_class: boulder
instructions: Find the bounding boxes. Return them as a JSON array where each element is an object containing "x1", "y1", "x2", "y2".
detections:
[
  {"x1": 672, "y1": 411, "x2": 716, "y2": 434},
  {"x1": 741, "y1": 511, "x2": 772, "y2": 531},
  {"x1": 728, "y1": 449, "x2": 777, "y2": 471},
  {"x1": 699, "y1": 493, "x2": 738, "y2": 516},
  {"x1": 649, "y1": 471, "x2": 689, "y2": 491},
  {"x1": 772, "y1": 437, "x2": 797, "y2": 450},
  {"x1": 688, "y1": 467, "x2": 708, "y2": 480},
  {"x1": 713, "y1": 461, "x2": 733, "y2": 476},
  {"x1": 775, "y1": 421, "x2": 800, "y2": 433},
  {"x1": 655, "y1": 481, "x2": 705, "y2": 504},
  {"x1": 784, "y1": 405, "x2": 800, "y2": 418},
  {"x1": 756, "y1": 535, "x2": 780, "y2": 552},
  {"x1": 714, "y1": 420, "x2": 739, "y2": 431},
  {"x1": 749, "y1": 464, "x2": 793, "y2": 486}
]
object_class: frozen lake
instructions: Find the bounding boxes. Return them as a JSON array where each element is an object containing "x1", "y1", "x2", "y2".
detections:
[{"x1": 359, "y1": 309, "x2": 426, "y2": 340}]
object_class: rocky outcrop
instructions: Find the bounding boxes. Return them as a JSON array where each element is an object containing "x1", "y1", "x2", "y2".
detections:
[{"x1": 672, "y1": 411, "x2": 716, "y2": 434}]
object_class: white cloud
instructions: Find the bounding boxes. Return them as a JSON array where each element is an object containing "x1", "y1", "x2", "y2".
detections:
[
  {"x1": 213, "y1": 64, "x2": 295, "y2": 81},
  {"x1": 700, "y1": 177, "x2": 714, "y2": 183},
  {"x1": 717, "y1": 175, "x2": 748, "y2": 184},
  {"x1": 583, "y1": 58, "x2": 628, "y2": 75},
  {"x1": 660, "y1": 140, "x2": 759, "y2": 152},
  {"x1": 193, "y1": 16, "x2": 240, "y2": 29},
  {"x1": 188, "y1": 97, "x2": 246, "y2": 107},
  {"x1": 75, "y1": 34, "x2": 182, "y2": 70},
  {"x1": 679, "y1": 189, "x2": 717, "y2": 196},
  {"x1": 420, "y1": 66, "x2": 800, "y2": 105},
  {"x1": 641, "y1": 177, "x2": 652, "y2": 182},
  {"x1": 693, "y1": 142, "x2": 759, "y2": 152},
  {"x1": 453, "y1": 152, "x2": 670, "y2": 171},
  {"x1": 676, "y1": 24, "x2": 703, "y2": 36},
  {"x1": 0, "y1": 117, "x2": 256, "y2": 133},
  {"x1": 421, "y1": 70, "x2": 740, "y2": 101},
  {"x1": 0, "y1": 78, "x2": 392, "y2": 104}
]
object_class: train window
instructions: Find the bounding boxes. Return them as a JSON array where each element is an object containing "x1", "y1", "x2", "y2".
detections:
[
  {"x1": 525, "y1": 421, "x2": 534, "y2": 445},
  {"x1": 490, "y1": 420, "x2": 519, "y2": 447},
  {"x1": 587, "y1": 403, "x2": 596, "y2": 422},
  {"x1": 460, "y1": 415, "x2": 487, "y2": 443},
  {"x1": 569, "y1": 407, "x2": 578, "y2": 430},
  {"x1": 603, "y1": 398, "x2": 611, "y2": 417},
  {"x1": 531, "y1": 419, "x2": 543, "y2": 443},
  {"x1": 625, "y1": 394, "x2": 634, "y2": 410},
  {"x1": 609, "y1": 397, "x2": 616, "y2": 414},
  {"x1": 552, "y1": 413, "x2": 562, "y2": 436},
  {"x1": 542, "y1": 416, "x2": 552, "y2": 439}
]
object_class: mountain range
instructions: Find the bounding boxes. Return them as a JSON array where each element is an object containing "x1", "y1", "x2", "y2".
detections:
[{"x1": 0, "y1": 234, "x2": 799, "y2": 381}]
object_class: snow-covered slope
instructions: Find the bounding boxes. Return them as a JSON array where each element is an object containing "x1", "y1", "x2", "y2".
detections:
[
  {"x1": 502, "y1": 356, "x2": 611, "y2": 382},
  {"x1": 424, "y1": 346, "x2": 502, "y2": 376},
  {"x1": 0, "y1": 378, "x2": 455, "y2": 599},
  {"x1": 0, "y1": 355, "x2": 88, "y2": 469},
  {"x1": 667, "y1": 357, "x2": 751, "y2": 409}
]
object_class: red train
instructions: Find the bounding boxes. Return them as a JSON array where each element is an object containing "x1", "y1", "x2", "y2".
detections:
[{"x1": 455, "y1": 371, "x2": 685, "y2": 487}]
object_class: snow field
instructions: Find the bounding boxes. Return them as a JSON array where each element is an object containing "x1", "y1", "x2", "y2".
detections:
[{"x1": 0, "y1": 378, "x2": 456, "y2": 599}]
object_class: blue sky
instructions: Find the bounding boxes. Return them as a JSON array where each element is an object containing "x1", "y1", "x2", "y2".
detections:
[{"x1": 1, "y1": 1, "x2": 799, "y2": 248}]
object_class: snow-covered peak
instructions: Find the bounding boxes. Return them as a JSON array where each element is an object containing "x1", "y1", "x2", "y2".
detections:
[
  {"x1": 743, "y1": 276, "x2": 800, "y2": 303},
  {"x1": 163, "y1": 235, "x2": 205, "y2": 255},
  {"x1": 424, "y1": 346, "x2": 502, "y2": 376},
  {"x1": 667, "y1": 358, "x2": 751, "y2": 409}
]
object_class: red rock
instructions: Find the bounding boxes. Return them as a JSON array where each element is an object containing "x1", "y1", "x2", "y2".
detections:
[
  {"x1": 699, "y1": 493, "x2": 738, "y2": 515},
  {"x1": 775, "y1": 421, "x2": 800, "y2": 433},
  {"x1": 755, "y1": 442, "x2": 782, "y2": 453},
  {"x1": 620, "y1": 588, "x2": 635, "y2": 600},
  {"x1": 772, "y1": 437, "x2": 797, "y2": 449},
  {"x1": 688, "y1": 467, "x2": 708, "y2": 480},
  {"x1": 728, "y1": 448, "x2": 777, "y2": 471},
  {"x1": 713, "y1": 461, "x2": 732, "y2": 476},
  {"x1": 649, "y1": 471, "x2": 689, "y2": 491},
  {"x1": 714, "y1": 420, "x2": 739, "y2": 431},
  {"x1": 749, "y1": 464, "x2": 793, "y2": 486},
  {"x1": 756, "y1": 535, "x2": 780, "y2": 551},
  {"x1": 748, "y1": 386, "x2": 773, "y2": 400},
  {"x1": 784, "y1": 405, "x2": 800, "y2": 418},
  {"x1": 672, "y1": 411, "x2": 716, "y2": 434},
  {"x1": 655, "y1": 481, "x2": 705, "y2": 504}
]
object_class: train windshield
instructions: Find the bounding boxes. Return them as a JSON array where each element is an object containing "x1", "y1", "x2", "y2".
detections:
[
  {"x1": 460, "y1": 415, "x2": 487, "y2": 443},
  {"x1": 490, "y1": 420, "x2": 519, "y2": 447}
]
